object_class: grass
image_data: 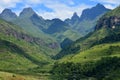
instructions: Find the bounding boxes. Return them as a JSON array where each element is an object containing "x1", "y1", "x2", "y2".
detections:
[
  {"x1": 59, "y1": 42, "x2": 120, "y2": 63},
  {"x1": 0, "y1": 71, "x2": 51, "y2": 80}
]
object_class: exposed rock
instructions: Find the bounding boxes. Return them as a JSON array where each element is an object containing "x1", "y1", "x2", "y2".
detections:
[{"x1": 95, "y1": 16, "x2": 120, "y2": 30}]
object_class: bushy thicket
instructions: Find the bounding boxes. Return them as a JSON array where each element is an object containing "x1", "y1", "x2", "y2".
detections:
[{"x1": 51, "y1": 57, "x2": 120, "y2": 80}]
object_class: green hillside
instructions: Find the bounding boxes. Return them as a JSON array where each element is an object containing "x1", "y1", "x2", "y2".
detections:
[
  {"x1": 52, "y1": 6, "x2": 120, "y2": 80},
  {"x1": 0, "y1": 18, "x2": 58, "y2": 74}
]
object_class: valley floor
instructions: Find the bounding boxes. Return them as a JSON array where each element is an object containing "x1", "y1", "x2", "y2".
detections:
[{"x1": 0, "y1": 71, "x2": 51, "y2": 80}]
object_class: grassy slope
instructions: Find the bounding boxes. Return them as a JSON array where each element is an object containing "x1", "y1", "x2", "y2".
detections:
[
  {"x1": 60, "y1": 42, "x2": 120, "y2": 63},
  {"x1": 0, "y1": 19, "x2": 55, "y2": 73},
  {"x1": 12, "y1": 17, "x2": 59, "y2": 45}
]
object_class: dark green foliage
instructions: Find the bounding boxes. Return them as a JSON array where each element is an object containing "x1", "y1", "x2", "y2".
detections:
[
  {"x1": 54, "y1": 45, "x2": 80, "y2": 59},
  {"x1": 93, "y1": 33, "x2": 120, "y2": 46},
  {"x1": 51, "y1": 57, "x2": 120, "y2": 80},
  {"x1": 60, "y1": 38, "x2": 73, "y2": 49}
]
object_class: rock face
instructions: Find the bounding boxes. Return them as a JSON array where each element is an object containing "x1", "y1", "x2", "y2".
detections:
[
  {"x1": 0, "y1": 23, "x2": 59, "y2": 49},
  {"x1": 95, "y1": 16, "x2": 120, "y2": 30},
  {"x1": 0, "y1": 9, "x2": 17, "y2": 21}
]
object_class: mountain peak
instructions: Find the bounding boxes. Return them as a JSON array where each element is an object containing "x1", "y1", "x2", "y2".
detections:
[
  {"x1": 70, "y1": 12, "x2": 80, "y2": 24},
  {"x1": 80, "y1": 4, "x2": 110, "y2": 20},
  {"x1": 96, "y1": 3, "x2": 105, "y2": 7},
  {"x1": 19, "y1": 7, "x2": 36, "y2": 18},
  {"x1": 95, "y1": 3, "x2": 106, "y2": 9},
  {"x1": 72, "y1": 12, "x2": 79, "y2": 19},
  {"x1": 2, "y1": 8, "x2": 12, "y2": 13},
  {"x1": 73, "y1": 12, "x2": 78, "y2": 17},
  {"x1": 0, "y1": 8, "x2": 17, "y2": 21}
]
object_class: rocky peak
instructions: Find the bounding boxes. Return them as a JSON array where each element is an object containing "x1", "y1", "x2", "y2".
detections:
[
  {"x1": 0, "y1": 8, "x2": 17, "y2": 21},
  {"x1": 19, "y1": 7, "x2": 36, "y2": 18},
  {"x1": 71, "y1": 12, "x2": 80, "y2": 24},
  {"x1": 80, "y1": 3, "x2": 110, "y2": 20},
  {"x1": 71, "y1": 12, "x2": 80, "y2": 20},
  {"x1": 64, "y1": 12, "x2": 80, "y2": 25},
  {"x1": 95, "y1": 3, "x2": 106, "y2": 9}
]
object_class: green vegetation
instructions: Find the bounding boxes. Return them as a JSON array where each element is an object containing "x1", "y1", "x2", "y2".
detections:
[
  {"x1": 0, "y1": 18, "x2": 55, "y2": 79},
  {"x1": 52, "y1": 6, "x2": 120, "y2": 80},
  {"x1": 0, "y1": 4, "x2": 120, "y2": 80},
  {"x1": 52, "y1": 57, "x2": 120, "y2": 80},
  {"x1": 104, "y1": 6, "x2": 120, "y2": 17}
]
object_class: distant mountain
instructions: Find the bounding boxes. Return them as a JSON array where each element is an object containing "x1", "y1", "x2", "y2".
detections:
[
  {"x1": 0, "y1": 7, "x2": 80, "y2": 43},
  {"x1": 0, "y1": 8, "x2": 61, "y2": 49},
  {"x1": 65, "y1": 3, "x2": 111, "y2": 36},
  {"x1": 0, "y1": 8, "x2": 17, "y2": 21},
  {"x1": 80, "y1": 3, "x2": 110, "y2": 20},
  {"x1": 19, "y1": 7, "x2": 35, "y2": 18},
  {"x1": 65, "y1": 12, "x2": 80, "y2": 26},
  {"x1": 0, "y1": 4, "x2": 110, "y2": 45},
  {"x1": 44, "y1": 18, "x2": 68, "y2": 34}
]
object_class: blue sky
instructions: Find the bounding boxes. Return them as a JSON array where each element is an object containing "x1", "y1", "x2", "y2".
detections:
[{"x1": 0, "y1": 0, "x2": 119, "y2": 20}]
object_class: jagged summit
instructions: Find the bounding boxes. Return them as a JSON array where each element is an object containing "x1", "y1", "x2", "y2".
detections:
[
  {"x1": 19, "y1": 7, "x2": 36, "y2": 17},
  {"x1": 80, "y1": 3, "x2": 110, "y2": 20},
  {"x1": 0, "y1": 8, "x2": 17, "y2": 21},
  {"x1": 95, "y1": 3, "x2": 106, "y2": 8},
  {"x1": 71, "y1": 12, "x2": 80, "y2": 20}
]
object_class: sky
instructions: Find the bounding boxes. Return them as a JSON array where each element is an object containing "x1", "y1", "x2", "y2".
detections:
[{"x1": 0, "y1": 0, "x2": 119, "y2": 20}]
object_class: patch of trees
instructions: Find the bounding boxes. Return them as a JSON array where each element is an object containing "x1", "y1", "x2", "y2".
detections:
[
  {"x1": 92, "y1": 33, "x2": 120, "y2": 47},
  {"x1": 51, "y1": 57, "x2": 120, "y2": 80}
]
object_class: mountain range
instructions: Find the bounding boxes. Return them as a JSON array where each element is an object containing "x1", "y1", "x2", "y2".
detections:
[
  {"x1": 0, "y1": 4, "x2": 110, "y2": 43},
  {"x1": 0, "y1": 3, "x2": 120, "y2": 80}
]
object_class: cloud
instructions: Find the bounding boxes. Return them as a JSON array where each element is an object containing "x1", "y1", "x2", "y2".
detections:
[
  {"x1": 0, "y1": 0, "x2": 22, "y2": 12},
  {"x1": 37, "y1": 3, "x2": 90, "y2": 20},
  {"x1": 91, "y1": 0, "x2": 120, "y2": 9},
  {"x1": 25, "y1": 0, "x2": 91, "y2": 20},
  {"x1": 91, "y1": 0, "x2": 120, "y2": 4},
  {"x1": 0, "y1": 0, "x2": 118, "y2": 20}
]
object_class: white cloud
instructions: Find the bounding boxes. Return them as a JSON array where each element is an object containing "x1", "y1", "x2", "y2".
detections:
[
  {"x1": 0, "y1": 0, "x2": 22, "y2": 12},
  {"x1": 104, "y1": 4, "x2": 117, "y2": 9},
  {"x1": 1, "y1": 0, "x2": 118, "y2": 20},
  {"x1": 91, "y1": 0, "x2": 120, "y2": 9},
  {"x1": 91, "y1": 0, "x2": 120, "y2": 4},
  {"x1": 37, "y1": 2, "x2": 90, "y2": 20}
]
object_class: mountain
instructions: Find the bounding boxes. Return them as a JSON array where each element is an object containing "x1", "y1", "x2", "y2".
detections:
[
  {"x1": 0, "y1": 7, "x2": 80, "y2": 44},
  {"x1": 80, "y1": 3, "x2": 110, "y2": 20},
  {"x1": 44, "y1": 18, "x2": 68, "y2": 34},
  {"x1": 43, "y1": 18, "x2": 80, "y2": 42},
  {"x1": 0, "y1": 8, "x2": 61, "y2": 52},
  {"x1": 19, "y1": 7, "x2": 35, "y2": 18},
  {"x1": 0, "y1": 18, "x2": 57, "y2": 72},
  {"x1": 55, "y1": 6, "x2": 115, "y2": 59},
  {"x1": 0, "y1": 8, "x2": 17, "y2": 21},
  {"x1": 65, "y1": 3, "x2": 111, "y2": 36},
  {"x1": 65, "y1": 12, "x2": 80, "y2": 26},
  {"x1": 52, "y1": 6, "x2": 120, "y2": 80}
]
